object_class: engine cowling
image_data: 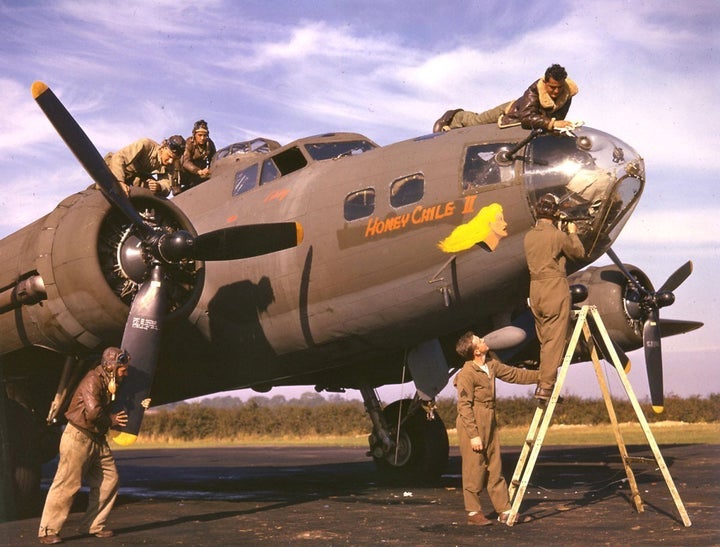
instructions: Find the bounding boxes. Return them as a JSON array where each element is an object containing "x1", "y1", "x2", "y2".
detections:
[
  {"x1": 0, "y1": 188, "x2": 202, "y2": 355},
  {"x1": 568, "y1": 263, "x2": 653, "y2": 351}
]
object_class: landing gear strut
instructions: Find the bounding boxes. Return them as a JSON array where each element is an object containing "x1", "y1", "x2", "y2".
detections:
[{"x1": 359, "y1": 384, "x2": 449, "y2": 482}]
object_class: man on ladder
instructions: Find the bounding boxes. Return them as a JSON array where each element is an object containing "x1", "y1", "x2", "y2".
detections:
[{"x1": 524, "y1": 193, "x2": 585, "y2": 402}]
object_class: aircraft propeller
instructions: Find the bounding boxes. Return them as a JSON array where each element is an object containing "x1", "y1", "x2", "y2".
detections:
[
  {"x1": 32, "y1": 81, "x2": 303, "y2": 443},
  {"x1": 605, "y1": 248, "x2": 695, "y2": 413}
]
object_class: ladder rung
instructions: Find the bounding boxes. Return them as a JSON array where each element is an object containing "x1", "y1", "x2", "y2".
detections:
[{"x1": 625, "y1": 456, "x2": 655, "y2": 465}]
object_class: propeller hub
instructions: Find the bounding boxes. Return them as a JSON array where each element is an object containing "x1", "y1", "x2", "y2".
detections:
[
  {"x1": 118, "y1": 235, "x2": 149, "y2": 283},
  {"x1": 157, "y1": 230, "x2": 195, "y2": 263},
  {"x1": 655, "y1": 290, "x2": 675, "y2": 308}
]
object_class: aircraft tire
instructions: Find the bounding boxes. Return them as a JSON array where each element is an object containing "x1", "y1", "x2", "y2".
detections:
[{"x1": 373, "y1": 399, "x2": 449, "y2": 483}]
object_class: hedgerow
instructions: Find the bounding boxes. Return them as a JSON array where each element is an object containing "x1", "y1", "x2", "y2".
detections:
[{"x1": 139, "y1": 393, "x2": 719, "y2": 441}]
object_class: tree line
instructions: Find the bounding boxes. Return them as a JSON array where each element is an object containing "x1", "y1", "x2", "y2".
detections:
[{"x1": 139, "y1": 393, "x2": 720, "y2": 442}]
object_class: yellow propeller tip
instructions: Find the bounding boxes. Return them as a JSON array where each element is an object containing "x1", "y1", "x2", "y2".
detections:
[
  {"x1": 110, "y1": 430, "x2": 139, "y2": 446},
  {"x1": 624, "y1": 361, "x2": 631, "y2": 373},
  {"x1": 296, "y1": 222, "x2": 304, "y2": 245},
  {"x1": 652, "y1": 405, "x2": 664, "y2": 414},
  {"x1": 31, "y1": 81, "x2": 48, "y2": 99}
]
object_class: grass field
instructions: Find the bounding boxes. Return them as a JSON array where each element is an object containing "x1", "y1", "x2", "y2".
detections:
[{"x1": 122, "y1": 421, "x2": 719, "y2": 450}]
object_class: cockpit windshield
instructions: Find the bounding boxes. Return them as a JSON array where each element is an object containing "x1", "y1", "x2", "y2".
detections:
[
  {"x1": 523, "y1": 128, "x2": 645, "y2": 261},
  {"x1": 304, "y1": 140, "x2": 376, "y2": 161}
]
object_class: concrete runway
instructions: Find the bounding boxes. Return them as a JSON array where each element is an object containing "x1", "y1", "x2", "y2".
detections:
[{"x1": 2, "y1": 443, "x2": 718, "y2": 545}]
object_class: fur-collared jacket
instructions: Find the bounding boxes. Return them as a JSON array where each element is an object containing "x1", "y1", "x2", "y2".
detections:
[{"x1": 500, "y1": 77, "x2": 579, "y2": 130}]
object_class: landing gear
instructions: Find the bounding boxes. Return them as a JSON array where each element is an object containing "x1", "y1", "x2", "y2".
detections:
[
  {"x1": 0, "y1": 370, "x2": 62, "y2": 522},
  {"x1": 360, "y1": 385, "x2": 449, "y2": 482}
]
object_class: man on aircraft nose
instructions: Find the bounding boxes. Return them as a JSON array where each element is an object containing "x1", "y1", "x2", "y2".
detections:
[
  {"x1": 103, "y1": 135, "x2": 185, "y2": 197},
  {"x1": 434, "y1": 63, "x2": 579, "y2": 132}
]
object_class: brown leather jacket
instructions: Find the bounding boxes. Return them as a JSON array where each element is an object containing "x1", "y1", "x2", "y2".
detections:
[
  {"x1": 64, "y1": 365, "x2": 116, "y2": 438},
  {"x1": 500, "y1": 77, "x2": 579, "y2": 130},
  {"x1": 181, "y1": 136, "x2": 217, "y2": 175}
]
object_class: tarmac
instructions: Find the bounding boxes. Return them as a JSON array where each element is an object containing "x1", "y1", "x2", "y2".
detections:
[{"x1": 1, "y1": 443, "x2": 718, "y2": 546}]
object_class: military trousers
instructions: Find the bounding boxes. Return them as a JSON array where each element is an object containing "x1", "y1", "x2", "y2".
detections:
[
  {"x1": 449, "y1": 102, "x2": 512, "y2": 128},
  {"x1": 38, "y1": 423, "x2": 119, "y2": 538},
  {"x1": 530, "y1": 276, "x2": 572, "y2": 389},
  {"x1": 457, "y1": 411, "x2": 510, "y2": 514}
]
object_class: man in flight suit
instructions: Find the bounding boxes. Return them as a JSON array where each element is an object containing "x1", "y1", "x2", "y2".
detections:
[
  {"x1": 104, "y1": 135, "x2": 185, "y2": 197},
  {"x1": 38, "y1": 348, "x2": 133, "y2": 544},
  {"x1": 454, "y1": 332, "x2": 539, "y2": 526},
  {"x1": 175, "y1": 119, "x2": 217, "y2": 194},
  {"x1": 524, "y1": 194, "x2": 586, "y2": 401}
]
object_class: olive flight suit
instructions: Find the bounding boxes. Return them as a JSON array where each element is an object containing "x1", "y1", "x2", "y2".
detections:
[{"x1": 524, "y1": 220, "x2": 585, "y2": 390}]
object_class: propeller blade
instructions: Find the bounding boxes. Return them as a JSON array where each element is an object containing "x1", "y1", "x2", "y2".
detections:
[
  {"x1": 658, "y1": 318, "x2": 704, "y2": 337},
  {"x1": 192, "y1": 222, "x2": 304, "y2": 261},
  {"x1": 606, "y1": 247, "x2": 649, "y2": 297},
  {"x1": 31, "y1": 81, "x2": 154, "y2": 239},
  {"x1": 110, "y1": 264, "x2": 166, "y2": 445},
  {"x1": 658, "y1": 261, "x2": 693, "y2": 293},
  {"x1": 643, "y1": 310, "x2": 664, "y2": 413}
]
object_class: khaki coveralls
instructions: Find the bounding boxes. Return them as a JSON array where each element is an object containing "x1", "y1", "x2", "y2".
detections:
[
  {"x1": 524, "y1": 220, "x2": 585, "y2": 390},
  {"x1": 455, "y1": 356, "x2": 538, "y2": 514}
]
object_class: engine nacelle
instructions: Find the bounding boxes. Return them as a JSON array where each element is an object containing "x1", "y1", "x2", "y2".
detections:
[
  {"x1": 0, "y1": 188, "x2": 201, "y2": 355},
  {"x1": 569, "y1": 263, "x2": 654, "y2": 351}
]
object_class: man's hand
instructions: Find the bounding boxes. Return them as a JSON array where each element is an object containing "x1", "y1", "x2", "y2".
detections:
[
  {"x1": 553, "y1": 119, "x2": 584, "y2": 136},
  {"x1": 111, "y1": 410, "x2": 129, "y2": 428},
  {"x1": 470, "y1": 436, "x2": 483, "y2": 452},
  {"x1": 141, "y1": 398, "x2": 151, "y2": 409},
  {"x1": 146, "y1": 179, "x2": 160, "y2": 193}
]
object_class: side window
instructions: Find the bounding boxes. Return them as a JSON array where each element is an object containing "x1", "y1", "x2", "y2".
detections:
[
  {"x1": 232, "y1": 163, "x2": 259, "y2": 196},
  {"x1": 260, "y1": 158, "x2": 280, "y2": 185},
  {"x1": 390, "y1": 173, "x2": 424, "y2": 208},
  {"x1": 462, "y1": 144, "x2": 514, "y2": 191},
  {"x1": 344, "y1": 188, "x2": 375, "y2": 221}
]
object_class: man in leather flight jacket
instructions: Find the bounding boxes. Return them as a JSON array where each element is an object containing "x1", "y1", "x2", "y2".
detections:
[{"x1": 38, "y1": 347, "x2": 131, "y2": 544}]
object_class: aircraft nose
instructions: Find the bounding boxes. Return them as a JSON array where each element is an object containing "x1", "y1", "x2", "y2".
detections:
[{"x1": 522, "y1": 127, "x2": 645, "y2": 262}]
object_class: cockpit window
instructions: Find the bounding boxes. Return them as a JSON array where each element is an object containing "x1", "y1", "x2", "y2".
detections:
[
  {"x1": 462, "y1": 143, "x2": 515, "y2": 191},
  {"x1": 215, "y1": 138, "x2": 280, "y2": 161},
  {"x1": 260, "y1": 158, "x2": 280, "y2": 185},
  {"x1": 390, "y1": 173, "x2": 424, "y2": 208},
  {"x1": 344, "y1": 188, "x2": 375, "y2": 221},
  {"x1": 305, "y1": 140, "x2": 376, "y2": 161},
  {"x1": 272, "y1": 147, "x2": 308, "y2": 176},
  {"x1": 232, "y1": 163, "x2": 259, "y2": 196}
]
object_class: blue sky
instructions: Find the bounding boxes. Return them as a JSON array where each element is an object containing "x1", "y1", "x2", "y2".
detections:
[{"x1": 1, "y1": 0, "x2": 718, "y2": 401}]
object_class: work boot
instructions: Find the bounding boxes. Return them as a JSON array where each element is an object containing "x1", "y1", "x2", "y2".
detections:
[
  {"x1": 432, "y1": 109, "x2": 463, "y2": 133},
  {"x1": 467, "y1": 512, "x2": 493, "y2": 526}
]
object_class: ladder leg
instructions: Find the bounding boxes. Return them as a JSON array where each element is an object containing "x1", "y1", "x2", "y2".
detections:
[
  {"x1": 508, "y1": 405, "x2": 544, "y2": 502},
  {"x1": 588, "y1": 308, "x2": 692, "y2": 527},
  {"x1": 505, "y1": 307, "x2": 589, "y2": 526},
  {"x1": 582, "y1": 318, "x2": 644, "y2": 512}
]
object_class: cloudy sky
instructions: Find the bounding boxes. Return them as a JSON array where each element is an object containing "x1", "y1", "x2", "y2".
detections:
[{"x1": 1, "y1": 0, "x2": 718, "y2": 401}]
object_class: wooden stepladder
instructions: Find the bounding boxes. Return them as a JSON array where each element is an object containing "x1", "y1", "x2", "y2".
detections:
[{"x1": 505, "y1": 305, "x2": 691, "y2": 527}]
